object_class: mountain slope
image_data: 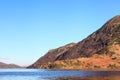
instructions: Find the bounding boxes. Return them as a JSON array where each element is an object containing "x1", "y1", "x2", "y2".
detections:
[
  {"x1": 28, "y1": 43, "x2": 76, "y2": 68},
  {"x1": 28, "y1": 15, "x2": 120, "y2": 69},
  {"x1": 56, "y1": 15, "x2": 120, "y2": 60},
  {"x1": 0, "y1": 62, "x2": 21, "y2": 68}
]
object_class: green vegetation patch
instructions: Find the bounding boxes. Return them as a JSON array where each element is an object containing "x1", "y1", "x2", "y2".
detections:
[
  {"x1": 94, "y1": 65, "x2": 101, "y2": 69},
  {"x1": 107, "y1": 64, "x2": 117, "y2": 69}
]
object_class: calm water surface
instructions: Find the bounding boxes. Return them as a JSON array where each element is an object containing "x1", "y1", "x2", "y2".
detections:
[{"x1": 0, "y1": 69, "x2": 120, "y2": 80}]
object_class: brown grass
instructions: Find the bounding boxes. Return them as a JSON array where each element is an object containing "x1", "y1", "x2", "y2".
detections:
[{"x1": 40, "y1": 44, "x2": 120, "y2": 70}]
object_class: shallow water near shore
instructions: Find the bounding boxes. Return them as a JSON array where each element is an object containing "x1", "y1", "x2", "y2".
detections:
[{"x1": 0, "y1": 69, "x2": 120, "y2": 80}]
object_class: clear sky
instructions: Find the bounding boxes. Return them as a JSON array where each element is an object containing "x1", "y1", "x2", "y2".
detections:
[{"x1": 0, "y1": 0, "x2": 120, "y2": 66}]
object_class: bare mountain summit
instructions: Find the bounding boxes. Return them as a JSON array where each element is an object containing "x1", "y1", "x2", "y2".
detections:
[{"x1": 28, "y1": 15, "x2": 120, "y2": 69}]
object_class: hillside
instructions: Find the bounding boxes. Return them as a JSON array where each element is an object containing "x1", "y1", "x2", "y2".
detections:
[
  {"x1": 28, "y1": 15, "x2": 120, "y2": 70},
  {"x1": 0, "y1": 62, "x2": 21, "y2": 68},
  {"x1": 28, "y1": 43, "x2": 76, "y2": 68}
]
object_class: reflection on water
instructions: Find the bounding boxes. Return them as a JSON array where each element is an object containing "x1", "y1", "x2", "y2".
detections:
[
  {"x1": 57, "y1": 74, "x2": 120, "y2": 80},
  {"x1": 0, "y1": 69, "x2": 120, "y2": 80}
]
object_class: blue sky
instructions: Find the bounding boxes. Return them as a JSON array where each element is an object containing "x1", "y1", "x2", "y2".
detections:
[{"x1": 0, "y1": 0, "x2": 120, "y2": 66}]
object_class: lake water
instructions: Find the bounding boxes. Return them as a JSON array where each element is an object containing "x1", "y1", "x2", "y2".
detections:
[{"x1": 0, "y1": 69, "x2": 120, "y2": 80}]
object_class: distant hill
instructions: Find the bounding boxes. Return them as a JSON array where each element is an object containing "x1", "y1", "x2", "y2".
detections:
[
  {"x1": 28, "y1": 15, "x2": 120, "y2": 70},
  {"x1": 0, "y1": 62, "x2": 21, "y2": 68}
]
